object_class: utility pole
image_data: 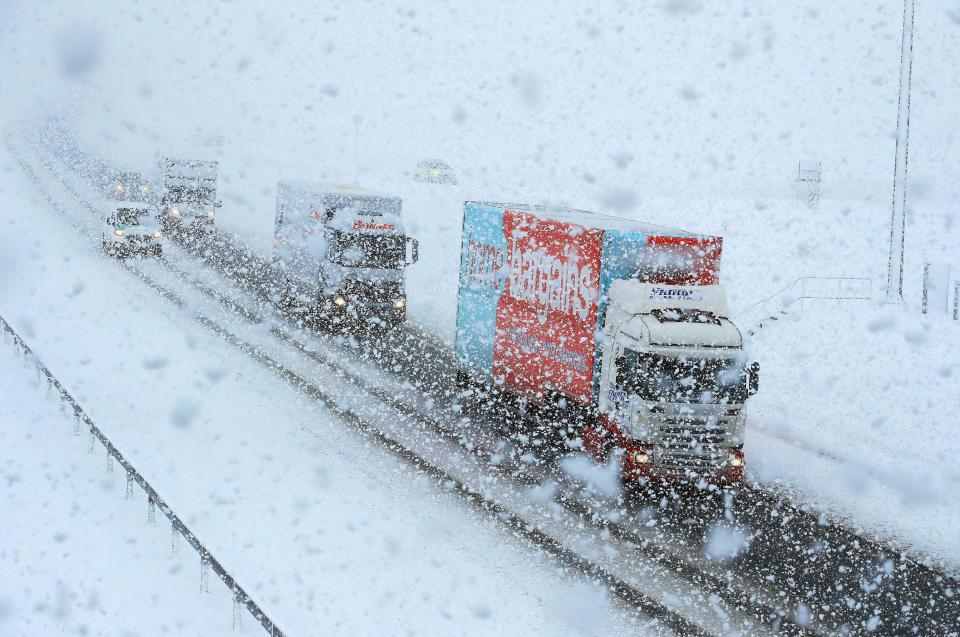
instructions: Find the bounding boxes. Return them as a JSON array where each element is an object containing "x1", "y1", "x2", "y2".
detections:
[{"x1": 884, "y1": 0, "x2": 916, "y2": 304}]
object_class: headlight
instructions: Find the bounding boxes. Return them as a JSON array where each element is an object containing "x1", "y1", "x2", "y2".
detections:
[
  {"x1": 393, "y1": 298, "x2": 405, "y2": 309},
  {"x1": 114, "y1": 228, "x2": 124, "y2": 237},
  {"x1": 631, "y1": 451, "x2": 651, "y2": 465},
  {"x1": 153, "y1": 231, "x2": 162, "y2": 239},
  {"x1": 334, "y1": 296, "x2": 347, "y2": 307},
  {"x1": 730, "y1": 454, "x2": 744, "y2": 468},
  {"x1": 115, "y1": 184, "x2": 124, "y2": 193},
  {"x1": 168, "y1": 208, "x2": 181, "y2": 218},
  {"x1": 206, "y1": 209, "x2": 215, "y2": 220}
]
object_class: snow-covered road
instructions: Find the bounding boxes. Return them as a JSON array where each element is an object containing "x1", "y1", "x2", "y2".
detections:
[{"x1": 0, "y1": 144, "x2": 666, "y2": 635}]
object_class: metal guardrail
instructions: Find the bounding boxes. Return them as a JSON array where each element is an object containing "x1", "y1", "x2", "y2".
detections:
[
  {"x1": 748, "y1": 276, "x2": 872, "y2": 313},
  {"x1": 0, "y1": 313, "x2": 286, "y2": 637},
  {"x1": 745, "y1": 276, "x2": 872, "y2": 334}
]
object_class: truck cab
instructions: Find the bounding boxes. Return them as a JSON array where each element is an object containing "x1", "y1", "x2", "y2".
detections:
[
  {"x1": 272, "y1": 182, "x2": 419, "y2": 328},
  {"x1": 102, "y1": 202, "x2": 163, "y2": 258},
  {"x1": 590, "y1": 281, "x2": 758, "y2": 486}
]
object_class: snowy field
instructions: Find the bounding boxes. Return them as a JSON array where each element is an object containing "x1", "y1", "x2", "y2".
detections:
[{"x1": 0, "y1": 350, "x2": 261, "y2": 637}]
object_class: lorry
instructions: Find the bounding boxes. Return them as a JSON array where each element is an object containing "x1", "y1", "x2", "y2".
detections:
[
  {"x1": 155, "y1": 156, "x2": 221, "y2": 231},
  {"x1": 271, "y1": 182, "x2": 419, "y2": 328},
  {"x1": 102, "y1": 201, "x2": 163, "y2": 258},
  {"x1": 454, "y1": 201, "x2": 758, "y2": 487}
]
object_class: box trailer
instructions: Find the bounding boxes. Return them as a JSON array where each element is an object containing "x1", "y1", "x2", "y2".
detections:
[
  {"x1": 156, "y1": 156, "x2": 221, "y2": 231},
  {"x1": 454, "y1": 201, "x2": 757, "y2": 486}
]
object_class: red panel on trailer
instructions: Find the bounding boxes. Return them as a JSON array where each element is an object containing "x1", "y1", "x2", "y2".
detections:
[
  {"x1": 643, "y1": 236, "x2": 722, "y2": 286},
  {"x1": 491, "y1": 210, "x2": 604, "y2": 404}
]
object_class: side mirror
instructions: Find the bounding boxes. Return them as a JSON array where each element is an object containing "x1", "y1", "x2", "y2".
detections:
[
  {"x1": 748, "y1": 361, "x2": 760, "y2": 396},
  {"x1": 406, "y1": 237, "x2": 419, "y2": 266}
]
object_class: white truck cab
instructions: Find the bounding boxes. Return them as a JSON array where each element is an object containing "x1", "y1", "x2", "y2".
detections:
[
  {"x1": 593, "y1": 281, "x2": 758, "y2": 483},
  {"x1": 272, "y1": 182, "x2": 419, "y2": 328},
  {"x1": 102, "y1": 201, "x2": 163, "y2": 258}
]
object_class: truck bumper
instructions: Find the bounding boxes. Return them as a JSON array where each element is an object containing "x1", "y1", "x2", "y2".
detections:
[
  {"x1": 583, "y1": 416, "x2": 743, "y2": 487},
  {"x1": 620, "y1": 441, "x2": 744, "y2": 487},
  {"x1": 103, "y1": 240, "x2": 162, "y2": 259},
  {"x1": 319, "y1": 297, "x2": 406, "y2": 329}
]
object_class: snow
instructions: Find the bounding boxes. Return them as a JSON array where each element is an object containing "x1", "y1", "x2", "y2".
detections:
[
  {"x1": 0, "y1": 346, "x2": 260, "y2": 637},
  {"x1": 748, "y1": 302, "x2": 960, "y2": 568},
  {"x1": 3, "y1": 0, "x2": 960, "y2": 630}
]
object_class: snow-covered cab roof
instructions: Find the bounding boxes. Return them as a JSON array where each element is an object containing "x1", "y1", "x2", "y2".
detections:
[
  {"x1": 280, "y1": 181, "x2": 399, "y2": 201},
  {"x1": 609, "y1": 281, "x2": 730, "y2": 318}
]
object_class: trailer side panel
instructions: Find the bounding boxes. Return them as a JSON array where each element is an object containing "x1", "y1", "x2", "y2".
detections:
[{"x1": 491, "y1": 209, "x2": 603, "y2": 405}]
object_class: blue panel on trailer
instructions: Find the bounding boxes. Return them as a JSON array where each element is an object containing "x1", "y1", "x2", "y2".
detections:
[{"x1": 455, "y1": 202, "x2": 508, "y2": 377}]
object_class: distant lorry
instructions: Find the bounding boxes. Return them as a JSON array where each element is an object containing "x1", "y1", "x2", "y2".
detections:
[
  {"x1": 155, "y1": 156, "x2": 221, "y2": 231},
  {"x1": 271, "y1": 182, "x2": 419, "y2": 328},
  {"x1": 454, "y1": 202, "x2": 758, "y2": 487},
  {"x1": 102, "y1": 201, "x2": 163, "y2": 258}
]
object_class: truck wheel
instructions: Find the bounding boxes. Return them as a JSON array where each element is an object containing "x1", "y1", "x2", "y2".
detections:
[{"x1": 455, "y1": 370, "x2": 471, "y2": 391}]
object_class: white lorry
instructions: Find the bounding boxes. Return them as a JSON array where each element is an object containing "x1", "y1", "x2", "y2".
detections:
[
  {"x1": 102, "y1": 201, "x2": 163, "y2": 258},
  {"x1": 155, "y1": 156, "x2": 221, "y2": 231},
  {"x1": 271, "y1": 182, "x2": 419, "y2": 328}
]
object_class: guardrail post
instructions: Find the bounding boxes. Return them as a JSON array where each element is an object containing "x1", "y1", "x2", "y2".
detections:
[
  {"x1": 921, "y1": 262, "x2": 930, "y2": 314},
  {"x1": 233, "y1": 590, "x2": 243, "y2": 629},
  {"x1": 105, "y1": 448, "x2": 113, "y2": 473},
  {"x1": 171, "y1": 525, "x2": 180, "y2": 556},
  {"x1": 953, "y1": 282, "x2": 959, "y2": 321},
  {"x1": 87, "y1": 427, "x2": 96, "y2": 453},
  {"x1": 200, "y1": 555, "x2": 210, "y2": 593},
  {"x1": 125, "y1": 470, "x2": 135, "y2": 499},
  {"x1": 147, "y1": 496, "x2": 156, "y2": 524}
]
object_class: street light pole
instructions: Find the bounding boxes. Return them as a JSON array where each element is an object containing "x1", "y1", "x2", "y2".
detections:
[{"x1": 884, "y1": 0, "x2": 916, "y2": 304}]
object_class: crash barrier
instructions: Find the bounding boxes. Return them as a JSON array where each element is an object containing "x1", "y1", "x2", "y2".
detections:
[
  {"x1": 745, "y1": 276, "x2": 871, "y2": 334},
  {"x1": 0, "y1": 313, "x2": 286, "y2": 637}
]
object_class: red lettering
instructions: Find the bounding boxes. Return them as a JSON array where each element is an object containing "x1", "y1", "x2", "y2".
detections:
[{"x1": 352, "y1": 219, "x2": 396, "y2": 231}]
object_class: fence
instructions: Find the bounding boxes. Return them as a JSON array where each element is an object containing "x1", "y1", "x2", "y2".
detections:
[
  {"x1": 746, "y1": 276, "x2": 872, "y2": 334},
  {"x1": 0, "y1": 314, "x2": 286, "y2": 636}
]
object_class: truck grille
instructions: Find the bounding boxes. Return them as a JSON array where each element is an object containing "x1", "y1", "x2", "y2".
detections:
[
  {"x1": 342, "y1": 280, "x2": 401, "y2": 303},
  {"x1": 653, "y1": 417, "x2": 729, "y2": 472}
]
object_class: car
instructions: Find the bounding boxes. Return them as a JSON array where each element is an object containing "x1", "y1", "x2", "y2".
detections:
[
  {"x1": 414, "y1": 160, "x2": 458, "y2": 185},
  {"x1": 102, "y1": 202, "x2": 163, "y2": 258}
]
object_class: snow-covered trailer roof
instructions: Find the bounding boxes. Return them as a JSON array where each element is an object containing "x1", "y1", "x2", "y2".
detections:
[
  {"x1": 279, "y1": 181, "x2": 400, "y2": 202},
  {"x1": 466, "y1": 201, "x2": 701, "y2": 237}
]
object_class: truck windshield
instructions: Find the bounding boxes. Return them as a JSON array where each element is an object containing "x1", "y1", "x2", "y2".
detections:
[
  {"x1": 113, "y1": 208, "x2": 148, "y2": 226},
  {"x1": 163, "y1": 185, "x2": 216, "y2": 204},
  {"x1": 623, "y1": 352, "x2": 747, "y2": 404},
  {"x1": 333, "y1": 232, "x2": 404, "y2": 269}
]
